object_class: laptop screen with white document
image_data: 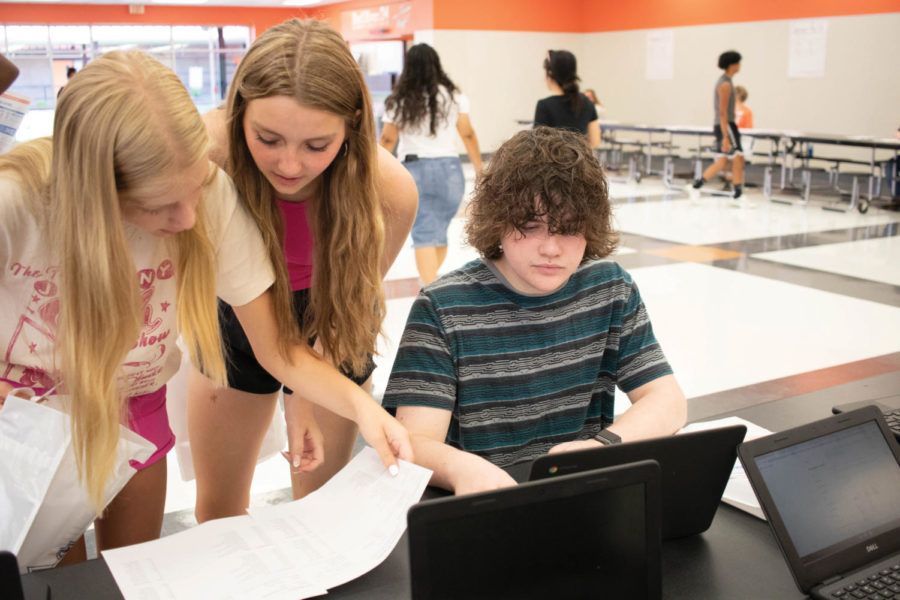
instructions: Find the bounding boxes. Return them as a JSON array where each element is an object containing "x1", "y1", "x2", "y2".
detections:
[
  {"x1": 407, "y1": 460, "x2": 661, "y2": 600},
  {"x1": 739, "y1": 406, "x2": 900, "y2": 595}
]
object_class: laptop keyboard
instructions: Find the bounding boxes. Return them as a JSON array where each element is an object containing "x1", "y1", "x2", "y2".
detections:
[
  {"x1": 885, "y1": 409, "x2": 900, "y2": 439},
  {"x1": 828, "y1": 563, "x2": 900, "y2": 599}
]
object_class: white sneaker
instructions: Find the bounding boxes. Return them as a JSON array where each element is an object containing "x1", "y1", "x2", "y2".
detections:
[
  {"x1": 729, "y1": 196, "x2": 756, "y2": 208},
  {"x1": 684, "y1": 184, "x2": 701, "y2": 203}
]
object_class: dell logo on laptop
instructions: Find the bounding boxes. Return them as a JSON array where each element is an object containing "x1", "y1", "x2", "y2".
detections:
[{"x1": 866, "y1": 543, "x2": 879, "y2": 553}]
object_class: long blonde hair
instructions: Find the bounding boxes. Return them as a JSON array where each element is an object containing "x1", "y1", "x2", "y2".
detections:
[
  {"x1": 0, "y1": 50, "x2": 227, "y2": 509},
  {"x1": 226, "y1": 18, "x2": 385, "y2": 375}
]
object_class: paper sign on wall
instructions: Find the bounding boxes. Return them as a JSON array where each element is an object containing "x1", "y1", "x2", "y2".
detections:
[
  {"x1": 646, "y1": 29, "x2": 674, "y2": 81},
  {"x1": 788, "y1": 19, "x2": 828, "y2": 79}
]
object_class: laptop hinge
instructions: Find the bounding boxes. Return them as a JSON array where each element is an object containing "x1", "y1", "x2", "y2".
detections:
[{"x1": 821, "y1": 575, "x2": 843, "y2": 586}]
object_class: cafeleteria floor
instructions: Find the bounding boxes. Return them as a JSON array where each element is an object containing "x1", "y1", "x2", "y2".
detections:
[{"x1": 99, "y1": 163, "x2": 900, "y2": 550}]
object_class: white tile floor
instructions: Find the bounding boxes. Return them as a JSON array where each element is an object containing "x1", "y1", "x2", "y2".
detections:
[
  {"x1": 752, "y1": 235, "x2": 900, "y2": 286},
  {"x1": 161, "y1": 166, "x2": 900, "y2": 518},
  {"x1": 612, "y1": 194, "x2": 900, "y2": 246},
  {"x1": 626, "y1": 262, "x2": 900, "y2": 399}
]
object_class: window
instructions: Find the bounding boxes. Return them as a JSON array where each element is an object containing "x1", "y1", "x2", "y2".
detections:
[{"x1": 1, "y1": 24, "x2": 250, "y2": 143}]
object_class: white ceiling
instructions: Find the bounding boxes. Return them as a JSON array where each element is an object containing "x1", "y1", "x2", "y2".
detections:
[{"x1": 0, "y1": 0, "x2": 347, "y2": 7}]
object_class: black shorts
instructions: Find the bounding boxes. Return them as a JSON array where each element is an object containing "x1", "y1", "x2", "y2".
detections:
[
  {"x1": 219, "y1": 288, "x2": 376, "y2": 395},
  {"x1": 713, "y1": 122, "x2": 743, "y2": 156}
]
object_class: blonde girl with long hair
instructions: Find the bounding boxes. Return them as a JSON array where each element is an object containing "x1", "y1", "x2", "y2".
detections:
[
  {"x1": 0, "y1": 50, "x2": 412, "y2": 563},
  {"x1": 193, "y1": 18, "x2": 418, "y2": 519}
]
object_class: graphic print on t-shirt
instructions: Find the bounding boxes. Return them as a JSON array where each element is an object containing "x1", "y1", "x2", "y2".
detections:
[{"x1": 3, "y1": 258, "x2": 177, "y2": 394}]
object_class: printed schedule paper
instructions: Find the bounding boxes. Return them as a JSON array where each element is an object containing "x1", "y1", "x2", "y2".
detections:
[{"x1": 103, "y1": 448, "x2": 432, "y2": 599}]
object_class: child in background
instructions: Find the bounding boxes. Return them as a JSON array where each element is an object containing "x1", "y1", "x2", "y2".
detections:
[{"x1": 735, "y1": 85, "x2": 753, "y2": 129}]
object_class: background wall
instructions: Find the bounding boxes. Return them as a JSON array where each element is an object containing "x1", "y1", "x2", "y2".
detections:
[
  {"x1": 581, "y1": 13, "x2": 900, "y2": 138},
  {"x1": 427, "y1": 12, "x2": 900, "y2": 153},
  {"x1": 427, "y1": 30, "x2": 584, "y2": 154},
  {"x1": 3, "y1": 0, "x2": 898, "y2": 152}
]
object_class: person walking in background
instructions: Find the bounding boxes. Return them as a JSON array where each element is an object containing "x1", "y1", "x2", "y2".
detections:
[
  {"x1": 690, "y1": 50, "x2": 748, "y2": 206},
  {"x1": 56, "y1": 66, "x2": 77, "y2": 99},
  {"x1": 380, "y1": 43, "x2": 482, "y2": 286},
  {"x1": 721, "y1": 84, "x2": 754, "y2": 187},
  {"x1": 534, "y1": 50, "x2": 600, "y2": 148}
]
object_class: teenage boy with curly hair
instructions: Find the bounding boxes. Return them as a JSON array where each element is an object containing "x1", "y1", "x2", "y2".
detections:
[{"x1": 383, "y1": 127, "x2": 686, "y2": 495}]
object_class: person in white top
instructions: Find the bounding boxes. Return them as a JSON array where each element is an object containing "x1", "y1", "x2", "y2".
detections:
[
  {"x1": 380, "y1": 43, "x2": 482, "y2": 285},
  {"x1": 0, "y1": 50, "x2": 412, "y2": 566}
]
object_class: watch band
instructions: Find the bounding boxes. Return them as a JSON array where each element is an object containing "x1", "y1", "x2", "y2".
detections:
[{"x1": 593, "y1": 428, "x2": 622, "y2": 446}]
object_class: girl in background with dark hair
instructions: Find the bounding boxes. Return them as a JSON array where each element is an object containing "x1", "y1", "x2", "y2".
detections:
[
  {"x1": 380, "y1": 43, "x2": 482, "y2": 285},
  {"x1": 534, "y1": 50, "x2": 600, "y2": 148}
]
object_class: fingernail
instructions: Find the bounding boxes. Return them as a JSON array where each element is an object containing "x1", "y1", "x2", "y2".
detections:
[
  {"x1": 389, "y1": 464, "x2": 399, "y2": 477},
  {"x1": 293, "y1": 456, "x2": 301, "y2": 468}
]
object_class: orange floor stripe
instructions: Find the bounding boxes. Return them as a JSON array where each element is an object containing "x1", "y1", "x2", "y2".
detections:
[{"x1": 645, "y1": 245, "x2": 743, "y2": 262}]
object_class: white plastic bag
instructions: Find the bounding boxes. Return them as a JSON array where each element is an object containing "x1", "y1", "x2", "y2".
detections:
[
  {"x1": 168, "y1": 339, "x2": 286, "y2": 481},
  {"x1": 0, "y1": 390, "x2": 154, "y2": 573}
]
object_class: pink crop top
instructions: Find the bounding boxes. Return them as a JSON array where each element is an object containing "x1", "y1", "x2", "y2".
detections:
[{"x1": 278, "y1": 199, "x2": 314, "y2": 291}]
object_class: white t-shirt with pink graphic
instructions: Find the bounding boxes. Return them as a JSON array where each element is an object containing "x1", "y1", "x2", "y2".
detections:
[{"x1": 0, "y1": 167, "x2": 274, "y2": 397}]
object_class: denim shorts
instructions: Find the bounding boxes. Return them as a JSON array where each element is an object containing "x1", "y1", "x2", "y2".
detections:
[{"x1": 403, "y1": 157, "x2": 465, "y2": 248}]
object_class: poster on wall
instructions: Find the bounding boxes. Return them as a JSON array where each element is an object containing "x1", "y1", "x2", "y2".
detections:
[
  {"x1": 788, "y1": 19, "x2": 827, "y2": 79},
  {"x1": 341, "y1": 2, "x2": 414, "y2": 41},
  {"x1": 646, "y1": 29, "x2": 674, "y2": 81}
]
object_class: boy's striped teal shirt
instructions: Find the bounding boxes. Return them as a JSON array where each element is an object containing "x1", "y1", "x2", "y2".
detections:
[{"x1": 383, "y1": 258, "x2": 672, "y2": 467}]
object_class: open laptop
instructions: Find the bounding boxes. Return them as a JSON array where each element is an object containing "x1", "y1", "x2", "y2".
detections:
[
  {"x1": 738, "y1": 405, "x2": 900, "y2": 600},
  {"x1": 529, "y1": 425, "x2": 746, "y2": 539},
  {"x1": 407, "y1": 460, "x2": 662, "y2": 600},
  {"x1": 832, "y1": 396, "x2": 900, "y2": 442}
]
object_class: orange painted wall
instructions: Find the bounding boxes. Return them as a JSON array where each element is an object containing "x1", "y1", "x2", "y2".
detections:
[
  {"x1": 0, "y1": 3, "x2": 311, "y2": 35},
  {"x1": 1, "y1": 0, "x2": 895, "y2": 35},
  {"x1": 433, "y1": 0, "x2": 899, "y2": 31},
  {"x1": 432, "y1": 0, "x2": 582, "y2": 32},
  {"x1": 0, "y1": 0, "x2": 432, "y2": 39},
  {"x1": 312, "y1": 0, "x2": 433, "y2": 38},
  {"x1": 579, "y1": 0, "x2": 900, "y2": 32}
]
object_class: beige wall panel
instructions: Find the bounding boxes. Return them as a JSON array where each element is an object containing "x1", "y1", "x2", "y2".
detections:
[
  {"x1": 581, "y1": 13, "x2": 900, "y2": 138},
  {"x1": 430, "y1": 29, "x2": 585, "y2": 152},
  {"x1": 422, "y1": 13, "x2": 898, "y2": 154}
]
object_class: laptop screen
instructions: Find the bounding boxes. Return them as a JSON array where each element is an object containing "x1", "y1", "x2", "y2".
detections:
[
  {"x1": 408, "y1": 461, "x2": 660, "y2": 600},
  {"x1": 754, "y1": 420, "x2": 900, "y2": 562}
]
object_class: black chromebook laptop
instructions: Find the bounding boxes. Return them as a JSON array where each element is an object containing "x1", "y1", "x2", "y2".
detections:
[
  {"x1": 407, "y1": 460, "x2": 662, "y2": 600},
  {"x1": 833, "y1": 396, "x2": 900, "y2": 442},
  {"x1": 0, "y1": 551, "x2": 50, "y2": 600},
  {"x1": 529, "y1": 425, "x2": 746, "y2": 539},
  {"x1": 738, "y1": 406, "x2": 900, "y2": 600}
]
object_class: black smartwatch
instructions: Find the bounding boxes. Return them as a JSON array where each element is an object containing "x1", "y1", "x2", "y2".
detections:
[{"x1": 593, "y1": 429, "x2": 622, "y2": 446}]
